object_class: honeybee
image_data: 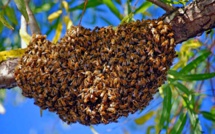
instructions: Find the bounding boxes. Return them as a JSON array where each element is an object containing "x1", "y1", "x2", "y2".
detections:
[
  {"x1": 161, "y1": 40, "x2": 169, "y2": 47},
  {"x1": 107, "y1": 108, "x2": 116, "y2": 113},
  {"x1": 119, "y1": 103, "x2": 128, "y2": 109},
  {"x1": 160, "y1": 25, "x2": 169, "y2": 34},
  {"x1": 170, "y1": 38, "x2": 175, "y2": 46}
]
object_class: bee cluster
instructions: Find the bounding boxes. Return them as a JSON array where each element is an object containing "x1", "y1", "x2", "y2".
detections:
[{"x1": 14, "y1": 19, "x2": 176, "y2": 125}]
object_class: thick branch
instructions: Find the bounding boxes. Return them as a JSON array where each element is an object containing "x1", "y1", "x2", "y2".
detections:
[
  {"x1": 166, "y1": 0, "x2": 215, "y2": 44},
  {"x1": 0, "y1": 58, "x2": 19, "y2": 89},
  {"x1": 147, "y1": 0, "x2": 175, "y2": 12},
  {"x1": 24, "y1": 0, "x2": 41, "y2": 34},
  {"x1": 0, "y1": 0, "x2": 215, "y2": 89}
]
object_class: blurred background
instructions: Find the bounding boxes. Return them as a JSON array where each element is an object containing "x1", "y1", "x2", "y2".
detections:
[{"x1": 0, "y1": 0, "x2": 215, "y2": 134}]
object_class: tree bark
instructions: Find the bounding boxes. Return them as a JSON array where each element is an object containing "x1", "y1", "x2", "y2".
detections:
[
  {"x1": 0, "y1": 0, "x2": 215, "y2": 89},
  {"x1": 167, "y1": 0, "x2": 215, "y2": 44}
]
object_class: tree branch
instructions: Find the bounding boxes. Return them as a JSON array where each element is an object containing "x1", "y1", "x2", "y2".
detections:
[
  {"x1": 0, "y1": 58, "x2": 19, "y2": 89},
  {"x1": 24, "y1": 0, "x2": 41, "y2": 34},
  {"x1": 165, "y1": 0, "x2": 215, "y2": 43},
  {"x1": 147, "y1": 0, "x2": 176, "y2": 12},
  {"x1": 0, "y1": 0, "x2": 215, "y2": 89}
]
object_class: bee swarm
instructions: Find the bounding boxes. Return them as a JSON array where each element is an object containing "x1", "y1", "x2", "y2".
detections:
[{"x1": 14, "y1": 19, "x2": 176, "y2": 125}]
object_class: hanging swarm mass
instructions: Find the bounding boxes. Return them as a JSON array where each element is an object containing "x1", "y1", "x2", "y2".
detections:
[{"x1": 14, "y1": 19, "x2": 176, "y2": 125}]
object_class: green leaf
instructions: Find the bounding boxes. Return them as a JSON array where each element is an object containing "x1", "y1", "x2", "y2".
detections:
[
  {"x1": 0, "y1": 21, "x2": 4, "y2": 32},
  {"x1": 69, "y1": 0, "x2": 103, "y2": 11},
  {"x1": 48, "y1": 10, "x2": 62, "y2": 22},
  {"x1": 14, "y1": 0, "x2": 29, "y2": 22},
  {"x1": 146, "y1": 126, "x2": 154, "y2": 134},
  {"x1": 173, "y1": 82, "x2": 191, "y2": 96},
  {"x1": 179, "y1": 73, "x2": 215, "y2": 81},
  {"x1": 135, "y1": 111, "x2": 154, "y2": 125},
  {"x1": 34, "y1": 3, "x2": 54, "y2": 13},
  {"x1": 170, "y1": 113, "x2": 187, "y2": 134},
  {"x1": 102, "y1": 0, "x2": 122, "y2": 20},
  {"x1": 0, "y1": 90, "x2": 6, "y2": 103},
  {"x1": 126, "y1": 0, "x2": 132, "y2": 15},
  {"x1": 134, "y1": 1, "x2": 152, "y2": 14},
  {"x1": 181, "y1": 95, "x2": 202, "y2": 133},
  {"x1": 120, "y1": 13, "x2": 134, "y2": 24},
  {"x1": 4, "y1": 6, "x2": 18, "y2": 25},
  {"x1": 0, "y1": 11, "x2": 14, "y2": 30},
  {"x1": 201, "y1": 111, "x2": 215, "y2": 122},
  {"x1": 0, "y1": 48, "x2": 26, "y2": 62},
  {"x1": 180, "y1": 51, "x2": 211, "y2": 74},
  {"x1": 159, "y1": 85, "x2": 172, "y2": 130}
]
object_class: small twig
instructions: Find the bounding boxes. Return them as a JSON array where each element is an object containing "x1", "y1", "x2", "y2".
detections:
[
  {"x1": 24, "y1": 0, "x2": 41, "y2": 34},
  {"x1": 79, "y1": 0, "x2": 88, "y2": 26},
  {"x1": 134, "y1": 0, "x2": 140, "y2": 8},
  {"x1": 147, "y1": 0, "x2": 175, "y2": 12}
]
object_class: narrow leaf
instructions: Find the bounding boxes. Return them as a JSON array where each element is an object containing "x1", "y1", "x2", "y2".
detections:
[
  {"x1": 52, "y1": 22, "x2": 63, "y2": 43},
  {"x1": 34, "y1": 3, "x2": 53, "y2": 13},
  {"x1": 146, "y1": 126, "x2": 154, "y2": 134},
  {"x1": 120, "y1": 13, "x2": 134, "y2": 24},
  {"x1": 179, "y1": 73, "x2": 215, "y2": 81},
  {"x1": 180, "y1": 51, "x2": 211, "y2": 74},
  {"x1": 135, "y1": 111, "x2": 154, "y2": 125},
  {"x1": 14, "y1": 0, "x2": 29, "y2": 22},
  {"x1": 134, "y1": 1, "x2": 152, "y2": 14},
  {"x1": 62, "y1": 1, "x2": 69, "y2": 12},
  {"x1": 19, "y1": 28, "x2": 31, "y2": 44},
  {"x1": 0, "y1": 49, "x2": 26, "y2": 62},
  {"x1": 48, "y1": 10, "x2": 62, "y2": 22},
  {"x1": 173, "y1": 82, "x2": 191, "y2": 96},
  {"x1": 69, "y1": 0, "x2": 102, "y2": 11},
  {"x1": 201, "y1": 111, "x2": 215, "y2": 122},
  {"x1": 0, "y1": 11, "x2": 14, "y2": 30},
  {"x1": 63, "y1": 16, "x2": 73, "y2": 29},
  {"x1": 102, "y1": 0, "x2": 122, "y2": 20},
  {"x1": 4, "y1": 7, "x2": 18, "y2": 25},
  {"x1": 171, "y1": 113, "x2": 187, "y2": 134},
  {"x1": 0, "y1": 22, "x2": 3, "y2": 33},
  {"x1": 159, "y1": 85, "x2": 172, "y2": 129}
]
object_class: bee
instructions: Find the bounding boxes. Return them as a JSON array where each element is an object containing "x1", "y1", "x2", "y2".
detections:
[
  {"x1": 167, "y1": 32, "x2": 174, "y2": 37},
  {"x1": 107, "y1": 108, "x2": 116, "y2": 113},
  {"x1": 133, "y1": 88, "x2": 139, "y2": 97},
  {"x1": 160, "y1": 24, "x2": 169, "y2": 34},
  {"x1": 170, "y1": 38, "x2": 175, "y2": 46},
  {"x1": 138, "y1": 78, "x2": 146, "y2": 86},
  {"x1": 59, "y1": 99, "x2": 67, "y2": 106},
  {"x1": 132, "y1": 100, "x2": 140, "y2": 108},
  {"x1": 100, "y1": 90, "x2": 106, "y2": 97},
  {"x1": 161, "y1": 39, "x2": 169, "y2": 47},
  {"x1": 102, "y1": 93, "x2": 108, "y2": 103},
  {"x1": 84, "y1": 94, "x2": 90, "y2": 103},
  {"x1": 121, "y1": 79, "x2": 127, "y2": 86},
  {"x1": 108, "y1": 95, "x2": 117, "y2": 101},
  {"x1": 85, "y1": 106, "x2": 92, "y2": 115},
  {"x1": 130, "y1": 80, "x2": 136, "y2": 86},
  {"x1": 157, "y1": 20, "x2": 163, "y2": 25},
  {"x1": 119, "y1": 103, "x2": 128, "y2": 109},
  {"x1": 99, "y1": 104, "x2": 105, "y2": 112},
  {"x1": 101, "y1": 117, "x2": 109, "y2": 124}
]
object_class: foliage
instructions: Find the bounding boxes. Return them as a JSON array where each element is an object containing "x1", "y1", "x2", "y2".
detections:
[{"x1": 0, "y1": 0, "x2": 215, "y2": 134}]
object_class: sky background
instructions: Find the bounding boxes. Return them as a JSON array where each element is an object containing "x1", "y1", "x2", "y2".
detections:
[{"x1": 0, "y1": 0, "x2": 214, "y2": 134}]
